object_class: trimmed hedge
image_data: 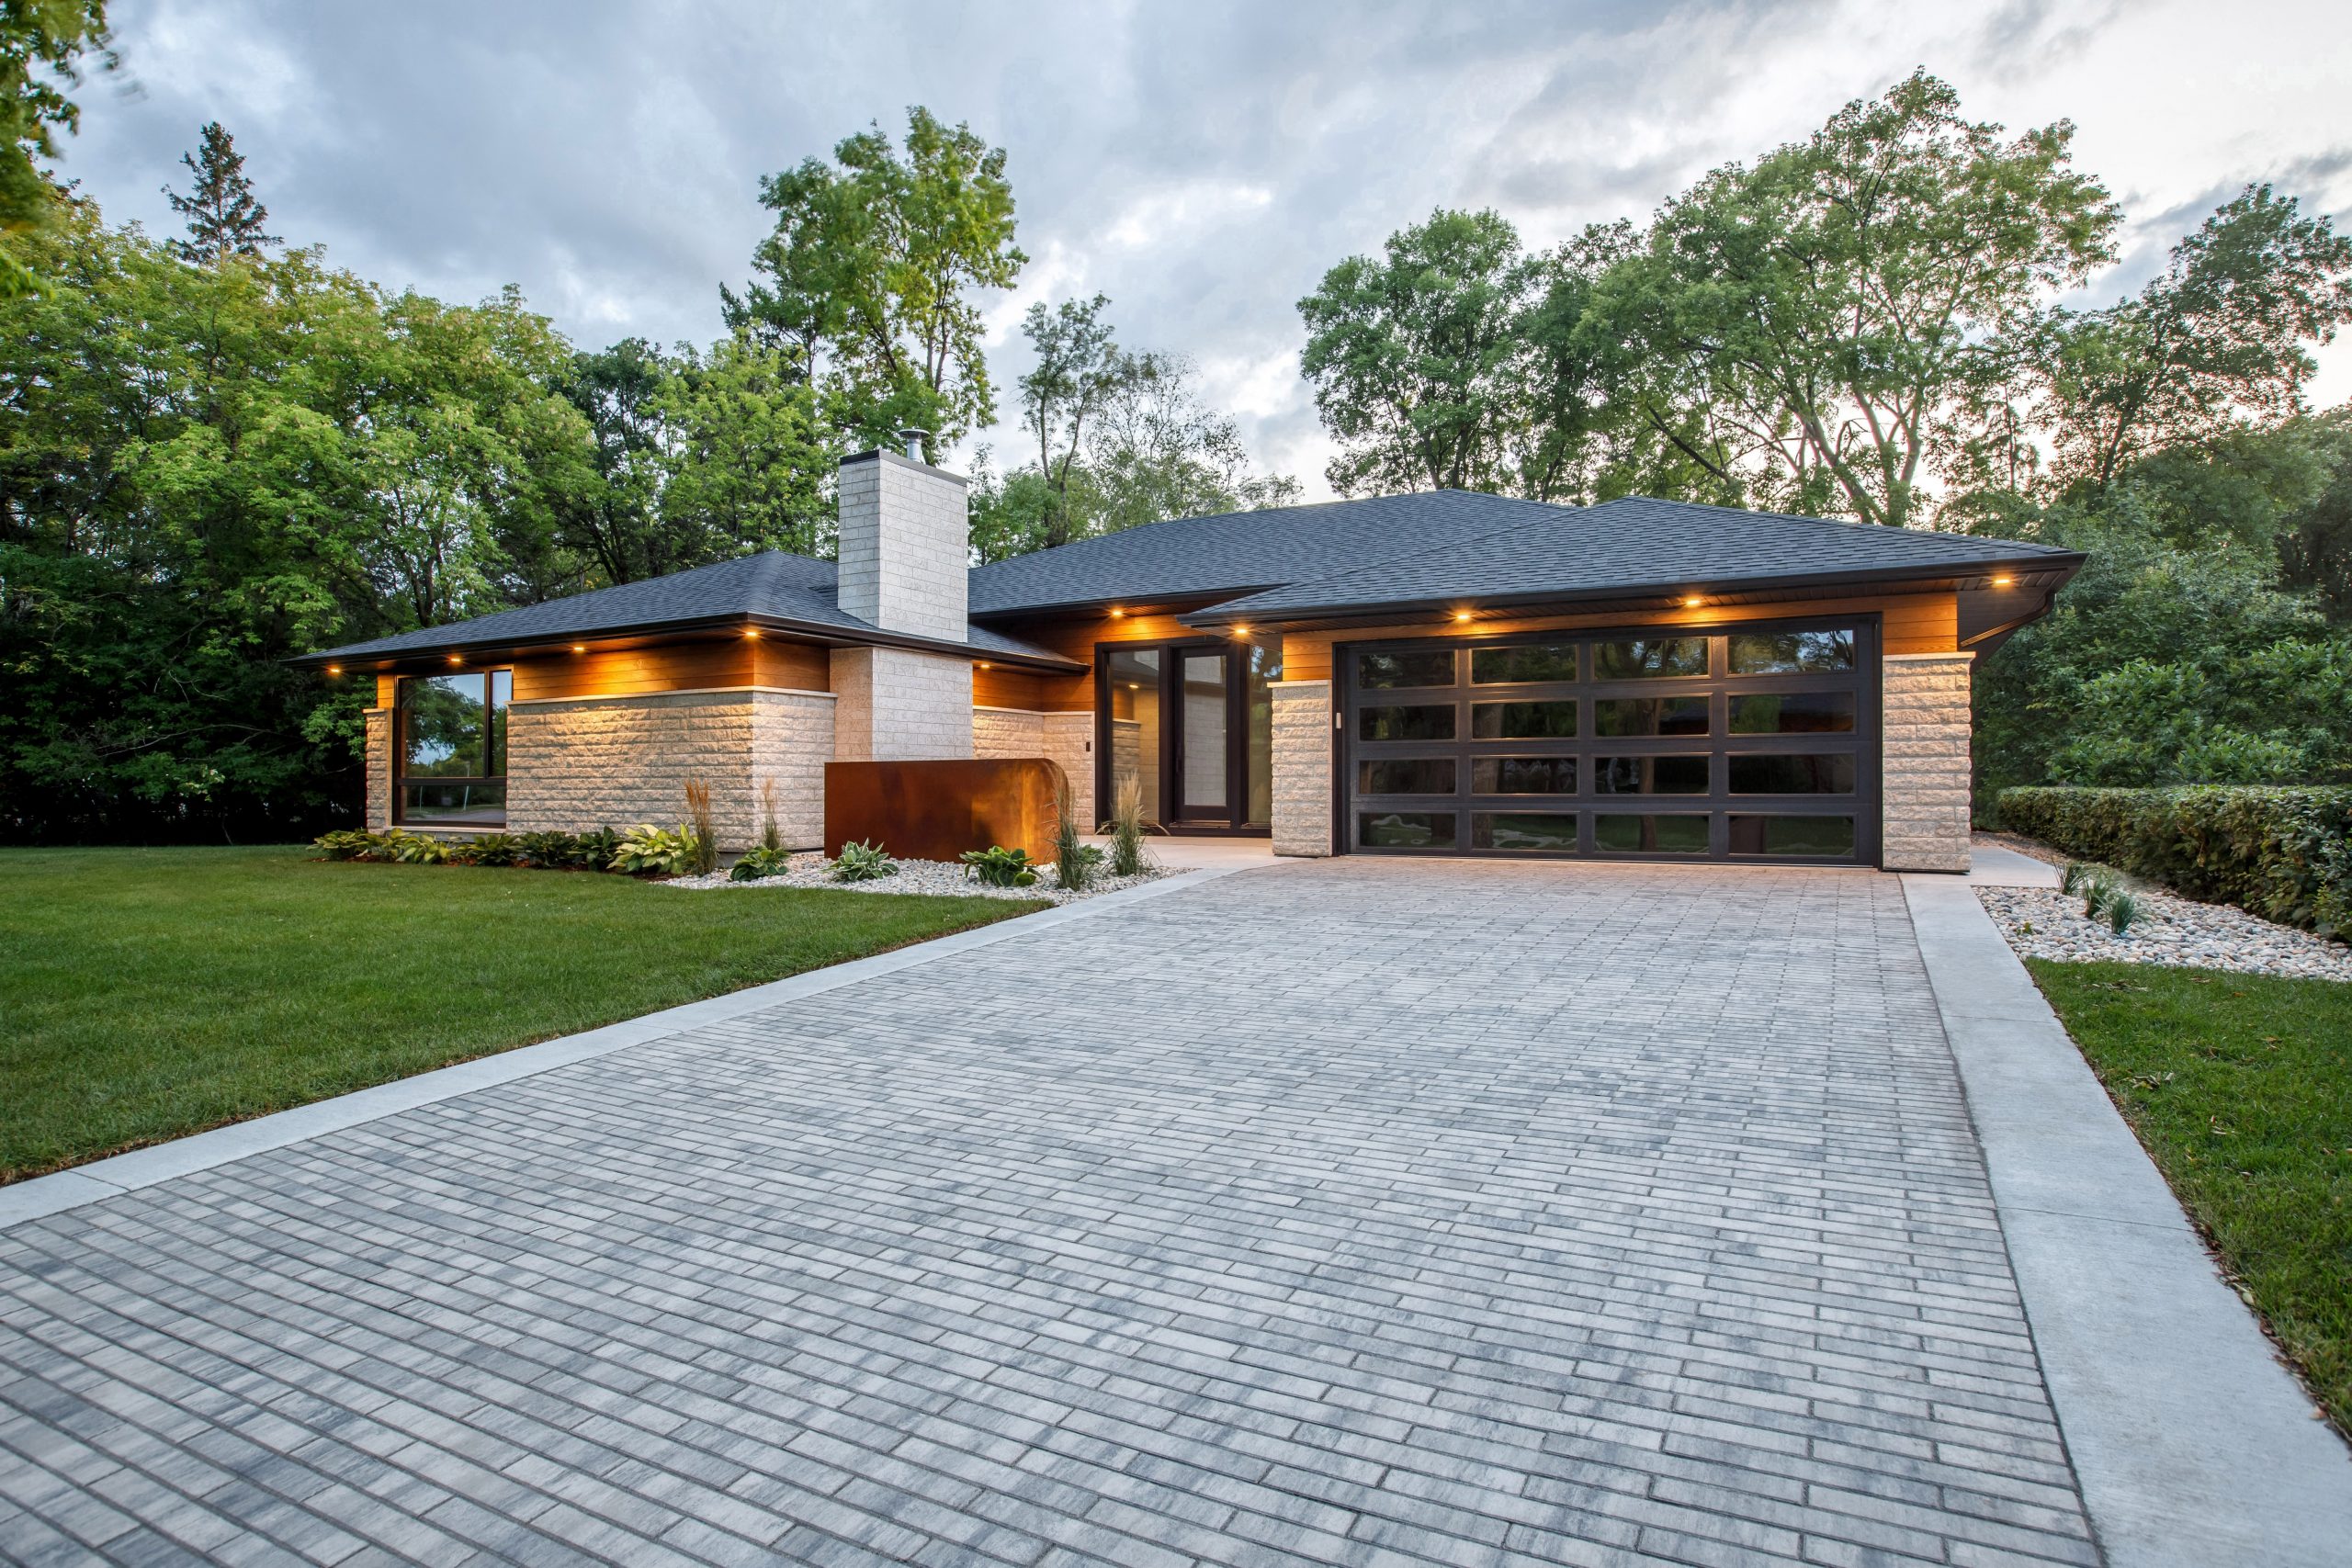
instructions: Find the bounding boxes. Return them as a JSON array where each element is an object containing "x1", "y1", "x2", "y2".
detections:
[{"x1": 1997, "y1": 786, "x2": 2352, "y2": 938}]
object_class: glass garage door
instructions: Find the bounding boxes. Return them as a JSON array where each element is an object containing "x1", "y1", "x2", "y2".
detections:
[{"x1": 1342, "y1": 622, "x2": 1878, "y2": 863}]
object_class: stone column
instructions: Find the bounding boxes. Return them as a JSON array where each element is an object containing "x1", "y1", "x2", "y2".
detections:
[
  {"x1": 830, "y1": 648, "x2": 974, "y2": 761},
  {"x1": 1042, "y1": 712, "x2": 1095, "y2": 829},
  {"x1": 1882, "y1": 651, "x2": 1975, "y2": 873},
  {"x1": 363, "y1": 708, "x2": 391, "y2": 829},
  {"x1": 1270, "y1": 680, "x2": 1333, "y2": 858}
]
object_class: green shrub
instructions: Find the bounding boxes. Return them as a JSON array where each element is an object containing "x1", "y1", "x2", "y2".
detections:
[
  {"x1": 610, "y1": 823, "x2": 700, "y2": 876},
  {"x1": 729, "y1": 845, "x2": 794, "y2": 882},
  {"x1": 683, "y1": 778, "x2": 720, "y2": 877},
  {"x1": 575, "y1": 827, "x2": 622, "y2": 870},
  {"x1": 312, "y1": 829, "x2": 379, "y2": 861},
  {"x1": 1053, "y1": 788, "x2": 1096, "y2": 893},
  {"x1": 515, "y1": 830, "x2": 581, "y2": 868},
  {"x1": 1999, "y1": 785, "x2": 2352, "y2": 936},
  {"x1": 830, "y1": 840, "x2": 898, "y2": 882},
  {"x1": 465, "y1": 833, "x2": 523, "y2": 867},
  {"x1": 959, "y1": 845, "x2": 1038, "y2": 887},
  {"x1": 1103, "y1": 774, "x2": 1154, "y2": 877},
  {"x1": 2104, "y1": 888, "x2": 2143, "y2": 935},
  {"x1": 389, "y1": 831, "x2": 451, "y2": 864}
]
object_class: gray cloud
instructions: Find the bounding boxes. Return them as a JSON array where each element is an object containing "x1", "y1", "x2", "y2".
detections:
[{"x1": 50, "y1": 0, "x2": 2352, "y2": 496}]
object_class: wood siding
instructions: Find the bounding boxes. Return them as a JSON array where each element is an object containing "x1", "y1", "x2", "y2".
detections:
[{"x1": 505, "y1": 637, "x2": 831, "y2": 702}]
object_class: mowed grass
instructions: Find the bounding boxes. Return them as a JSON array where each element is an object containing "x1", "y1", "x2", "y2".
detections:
[
  {"x1": 2029, "y1": 960, "x2": 2352, "y2": 1434},
  {"x1": 0, "y1": 845, "x2": 1041, "y2": 1183}
]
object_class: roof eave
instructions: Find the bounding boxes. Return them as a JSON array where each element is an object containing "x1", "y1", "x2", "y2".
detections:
[
  {"x1": 294, "y1": 612, "x2": 1085, "y2": 675},
  {"x1": 1179, "y1": 554, "x2": 2087, "y2": 630}
]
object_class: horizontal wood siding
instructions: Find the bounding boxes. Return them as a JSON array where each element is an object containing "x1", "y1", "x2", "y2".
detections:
[
  {"x1": 972, "y1": 664, "x2": 1047, "y2": 710},
  {"x1": 980, "y1": 610, "x2": 1210, "y2": 711},
  {"x1": 1282, "y1": 592, "x2": 1960, "y2": 681},
  {"x1": 752, "y1": 639, "x2": 831, "y2": 692},
  {"x1": 507, "y1": 637, "x2": 830, "y2": 703}
]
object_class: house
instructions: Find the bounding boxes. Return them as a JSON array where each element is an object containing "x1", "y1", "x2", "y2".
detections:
[{"x1": 298, "y1": 442, "x2": 2083, "y2": 871}]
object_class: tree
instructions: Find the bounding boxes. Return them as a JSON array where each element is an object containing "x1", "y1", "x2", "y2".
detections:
[
  {"x1": 163, "y1": 120, "x2": 277, "y2": 263},
  {"x1": 2041, "y1": 186, "x2": 2352, "y2": 488},
  {"x1": 1085, "y1": 353, "x2": 1299, "y2": 532},
  {"x1": 0, "y1": 0, "x2": 110, "y2": 297},
  {"x1": 1015, "y1": 294, "x2": 1133, "y2": 548},
  {"x1": 551, "y1": 338, "x2": 671, "y2": 585},
  {"x1": 655, "y1": 334, "x2": 835, "y2": 559},
  {"x1": 730, "y1": 107, "x2": 1023, "y2": 459},
  {"x1": 1601, "y1": 70, "x2": 2119, "y2": 526},
  {"x1": 1297, "y1": 208, "x2": 1533, "y2": 496}
]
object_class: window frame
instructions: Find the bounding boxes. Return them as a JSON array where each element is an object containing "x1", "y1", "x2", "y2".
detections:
[{"x1": 392, "y1": 668, "x2": 511, "y2": 828}]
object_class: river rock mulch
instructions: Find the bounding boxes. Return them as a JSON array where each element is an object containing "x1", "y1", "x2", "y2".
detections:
[
  {"x1": 1978, "y1": 882, "x2": 2352, "y2": 982},
  {"x1": 659, "y1": 851, "x2": 1182, "y2": 905}
]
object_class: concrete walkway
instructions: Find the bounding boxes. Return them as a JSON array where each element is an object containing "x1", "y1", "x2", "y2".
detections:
[{"x1": 0, "y1": 859, "x2": 2341, "y2": 1566}]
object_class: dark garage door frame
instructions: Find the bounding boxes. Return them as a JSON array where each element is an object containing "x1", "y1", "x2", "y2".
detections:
[{"x1": 1332, "y1": 615, "x2": 1883, "y2": 865}]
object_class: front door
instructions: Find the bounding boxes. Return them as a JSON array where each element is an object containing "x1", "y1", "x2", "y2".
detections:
[{"x1": 1097, "y1": 637, "x2": 1281, "y2": 833}]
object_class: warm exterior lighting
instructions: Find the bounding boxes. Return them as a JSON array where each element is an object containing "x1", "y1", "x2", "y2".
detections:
[
  {"x1": 1682, "y1": 596, "x2": 1703, "y2": 608},
  {"x1": 1229, "y1": 624, "x2": 1250, "y2": 636},
  {"x1": 571, "y1": 643, "x2": 586, "y2": 653},
  {"x1": 1453, "y1": 610, "x2": 1473, "y2": 622},
  {"x1": 978, "y1": 660, "x2": 992, "y2": 669},
  {"x1": 325, "y1": 664, "x2": 341, "y2": 676},
  {"x1": 1992, "y1": 574, "x2": 2015, "y2": 587},
  {"x1": 744, "y1": 627, "x2": 760, "y2": 639},
  {"x1": 447, "y1": 655, "x2": 463, "y2": 665},
  {"x1": 1108, "y1": 607, "x2": 1125, "y2": 618}
]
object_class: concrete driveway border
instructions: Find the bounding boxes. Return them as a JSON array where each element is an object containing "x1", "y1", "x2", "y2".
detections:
[
  {"x1": 0, "y1": 861, "x2": 1261, "y2": 1233},
  {"x1": 1902, "y1": 873, "x2": 2352, "y2": 1568}
]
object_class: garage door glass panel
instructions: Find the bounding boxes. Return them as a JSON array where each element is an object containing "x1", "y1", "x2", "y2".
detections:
[
  {"x1": 1595, "y1": 755, "x2": 1709, "y2": 794},
  {"x1": 1728, "y1": 753, "x2": 1856, "y2": 795},
  {"x1": 1595, "y1": 696, "x2": 1709, "y2": 737},
  {"x1": 1359, "y1": 758, "x2": 1456, "y2": 795},
  {"x1": 1729, "y1": 815, "x2": 1857, "y2": 856},
  {"x1": 1358, "y1": 649, "x2": 1455, "y2": 689},
  {"x1": 1361, "y1": 811, "x2": 1456, "y2": 848},
  {"x1": 1594, "y1": 814, "x2": 1709, "y2": 853},
  {"x1": 1471, "y1": 756, "x2": 1577, "y2": 794},
  {"x1": 1470, "y1": 643, "x2": 1578, "y2": 683},
  {"x1": 1361, "y1": 705, "x2": 1455, "y2": 741},
  {"x1": 1595, "y1": 638, "x2": 1708, "y2": 679},
  {"x1": 1471, "y1": 700, "x2": 1577, "y2": 739},
  {"x1": 1729, "y1": 629, "x2": 1854, "y2": 673},
  {"x1": 1729, "y1": 692, "x2": 1856, "y2": 734},
  {"x1": 1473, "y1": 813, "x2": 1578, "y2": 852}
]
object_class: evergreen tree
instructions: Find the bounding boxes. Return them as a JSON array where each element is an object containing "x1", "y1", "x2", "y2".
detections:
[{"x1": 164, "y1": 120, "x2": 276, "y2": 262}]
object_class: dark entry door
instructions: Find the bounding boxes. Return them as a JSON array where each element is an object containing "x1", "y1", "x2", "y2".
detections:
[
  {"x1": 1098, "y1": 638, "x2": 1282, "y2": 833},
  {"x1": 1172, "y1": 649, "x2": 1234, "y2": 823}
]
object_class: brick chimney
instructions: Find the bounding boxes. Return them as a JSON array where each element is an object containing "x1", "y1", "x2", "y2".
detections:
[{"x1": 830, "y1": 436, "x2": 975, "y2": 761}]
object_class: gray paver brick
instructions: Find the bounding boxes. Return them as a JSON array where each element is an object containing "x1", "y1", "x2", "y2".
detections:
[{"x1": 0, "y1": 861, "x2": 2097, "y2": 1566}]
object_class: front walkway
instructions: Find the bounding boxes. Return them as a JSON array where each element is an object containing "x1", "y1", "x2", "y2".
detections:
[{"x1": 0, "y1": 860, "x2": 2319, "y2": 1564}]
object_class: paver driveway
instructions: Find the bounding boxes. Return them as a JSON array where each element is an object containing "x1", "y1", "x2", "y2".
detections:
[{"x1": 0, "y1": 861, "x2": 2099, "y2": 1567}]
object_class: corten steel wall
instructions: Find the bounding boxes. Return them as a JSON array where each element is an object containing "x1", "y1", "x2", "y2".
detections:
[{"x1": 823, "y1": 758, "x2": 1065, "y2": 863}]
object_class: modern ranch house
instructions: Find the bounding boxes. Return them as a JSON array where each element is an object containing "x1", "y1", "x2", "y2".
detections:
[{"x1": 299, "y1": 445, "x2": 2083, "y2": 871}]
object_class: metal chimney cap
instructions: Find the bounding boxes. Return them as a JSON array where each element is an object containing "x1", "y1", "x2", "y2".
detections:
[{"x1": 896, "y1": 427, "x2": 931, "y2": 461}]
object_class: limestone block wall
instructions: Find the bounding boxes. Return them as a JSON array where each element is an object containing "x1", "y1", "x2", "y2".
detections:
[
  {"x1": 831, "y1": 647, "x2": 974, "y2": 761},
  {"x1": 363, "y1": 708, "x2": 391, "y2": 829},
  {"x1": 1882, "y1": 652, "x2": 1974, "y2": 873},
  {"x1": 507, "y1": 688, "x2": 835, "y2": 851},
  {"x1": 835, "y1": 452, "x2": 968, "y2": 640},
  {"x1": 1270, "y1": 681, "x2": 1333, "y2": 857},
  {"x1": 1043, "y1": 713, "x2": 1094, "y2": 829},
  {"x1": 973, "y1": 706, "x2": 1046, "y2": 760}
]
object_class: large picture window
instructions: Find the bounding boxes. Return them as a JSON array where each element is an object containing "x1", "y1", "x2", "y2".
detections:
[{"x1": 396, "y1": 670, "x2": 510, "y2": 825}]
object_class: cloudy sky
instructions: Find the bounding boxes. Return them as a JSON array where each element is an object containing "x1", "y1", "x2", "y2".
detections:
[{"x1": 49, "y1": 0, "x2": 2352, "y2": 498}]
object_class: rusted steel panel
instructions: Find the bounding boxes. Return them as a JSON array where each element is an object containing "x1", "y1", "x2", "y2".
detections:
[{"x1": 823, "y1": 758, "x2": 1066, "y2": 862}]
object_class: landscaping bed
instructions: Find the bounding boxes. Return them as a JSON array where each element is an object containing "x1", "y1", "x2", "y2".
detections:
[
  {"x1": 0, "y1": 845, "x2": 1038, "y2": 1183},
  {"x1": 2028, "y1": 960, "x2": 2352, "y2": 1438},
  {"x1": 662, "y1": 852, "x2": 1182, "y2": 904}
]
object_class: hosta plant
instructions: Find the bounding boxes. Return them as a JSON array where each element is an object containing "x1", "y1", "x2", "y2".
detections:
[
  {"x1": 610, "y1": 823, "x2": 701, "y2": 875},
  {"x1": 574, "y1": 827, "x2": 622, "y2": 870},
  {"x1": 464, "y1": 834, "x2": 523, "y2": 867},
  {"x1": 831, "y1": 840, "x2": 898, "y2": 882},
  {"x1": 729, "y1": 846, "x2": 794, "y2": 882},
  {"x1": 959, "y1": 845, "x2": 1038, "y2": 887}
]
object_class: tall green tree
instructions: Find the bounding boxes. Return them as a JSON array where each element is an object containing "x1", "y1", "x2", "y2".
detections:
[
  {"x1": 1297, "y1": 208, "x2": 1532, "y2": 496},
  {"x1": 1596, "y1": 70, "x2": 2119, "y2": 526},
  {"x1": 0, "y1": 0, "x2": 110, "y2": 297},
  {"x1": 163, "y1": 120, "x2": 277, "y2": 263},
  {"x1": 655, "y1": 333, "x2": 835, "y2": 559},
  {"x1": 2041, "y1": 186, "x2": 2352, "y2": 488},
  {"x1": 729, "y1": 107, "x2": 1023, "y2": 460},
  {"x1": 1015, "y1": 293, "x2": 1133, "y2": 549}
]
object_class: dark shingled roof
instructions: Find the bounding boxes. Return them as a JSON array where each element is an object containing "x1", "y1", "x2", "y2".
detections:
[
  {"x1": 300, "y1": 551, "x2": 1077, "y2": 669},
  {"x1": 967, "y1": 490, "x2": 2078, "y2": 620},
  {"x1": 1189, "y1": 494, "x2": 2078, "y2": 622},
  {"x1": 966, "y1": 491, "x2": 1572, "y2": 615}
]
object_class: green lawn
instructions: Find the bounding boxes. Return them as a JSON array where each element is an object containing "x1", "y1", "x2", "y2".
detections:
[
  {"x1": 2029, "y1": 960, "x2": 2352, "y2": 1435},
  {"x1": 0, "y1": 845, "x2": 1040, "y2": 1183}
]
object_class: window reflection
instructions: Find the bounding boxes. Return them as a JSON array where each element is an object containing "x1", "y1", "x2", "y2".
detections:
[
  {"x1": 1594, "y1": 638, "x2": 1708, "y2": 679},
  {"x1": 1594, "y1": 696, "x2": 1708, "y2": 737},
  {"x1": 1105, "y1": 647, "x2": 1163, "y2": 824},
  {"x1": 397, "y1": 671, "x2": 509, "y2": 825}
]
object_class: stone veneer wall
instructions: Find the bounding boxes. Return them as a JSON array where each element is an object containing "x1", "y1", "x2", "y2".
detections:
[
  {"x1": 831, "y1": 648, "x2": 975, "y2": 762},
  {"x1": 972, "y1": 707, "x2": 1096, "y2": 826},
  {"x1": 1269, "y1": 681, "x2": 1333, "y2": 857},
  {"x1": 506, "y1": 688, "x2": 835, "y2": 851},
  {"x1": 835, "y1": 453, "x2": 968, "y2": 641},
  {"x1": 363, "y1": 708, "x2": 391, "y2": 829},
  {"x1": 972, "y1": 706, "x2": 1045, "y2": 760},
  {"x1": 1881, "y1": 652, "x2": 1974, "y2": 873}
]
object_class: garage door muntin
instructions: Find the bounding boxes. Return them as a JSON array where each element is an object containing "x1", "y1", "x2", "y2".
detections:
[{"x1": 1340, "y1": 615, "x2": 1881, "y2": 863}]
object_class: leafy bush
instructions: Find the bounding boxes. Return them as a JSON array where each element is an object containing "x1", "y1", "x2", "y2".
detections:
[
  {"x1": 959, "y1": 845, "x2": 1038, "y2": 887},
  {"x1": 389, "y1": 832, "x2": 451, "y2": 864},
  {"x1": 610, "y1": 823, "x2": 701, "y2": 876},
  {"x1": 831, "y1": 840, "x2": 898, "y2": 882},
  {"x1": 2000, "y1": 785, "x2": 2352, "y2": 936},
  {"x1": 729, "y1": 845, "x2": 793, "y2": 882},
  {"x1": 1053, "y1": 787, "x2": 1095, "y2": 892},
  {"x1": 313, "y1": 829, "x2": 379, "y2": 861},
  {"x1": 575, "y1": 827, "x2": 622, "y2": 870},
  {"x1": 516, "y1": 830, "x2": 582, "y2": 868},
  {"x1": 465, "y1": 833, "x2": 523, "y2": 867}
]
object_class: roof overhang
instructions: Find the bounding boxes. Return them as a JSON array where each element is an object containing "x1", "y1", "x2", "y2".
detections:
[
  {"x1": 293, "y1": 612, "x2": 1086, "y2": 677},
  {"x1": 1177, "y1": 556, "x2": 2086, "y2": 634}
]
